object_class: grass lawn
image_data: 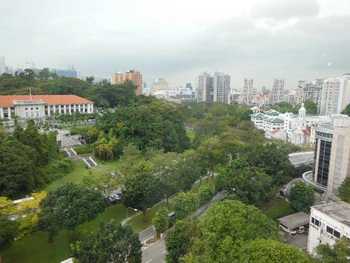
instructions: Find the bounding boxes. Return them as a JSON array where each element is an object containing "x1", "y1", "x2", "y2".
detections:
[
  {"x1": 127, "y1": 202, "x2": 173, "y2": 233},
  {"x1": 190, "y1": 176, "x2": 216, "y2": 193},
  {"x1": 262, "y1": 197, "x2": 295, "y2": 220},
  {"x1": 2, "y1": 204, "x2": 135, "y2": 263},
  {"x1": 43, "y1": 161, "x2": 102, "y2": 192},
  {"x1": 94, "y1": 158, "x2": 122, "y2": 172},
  {"x1": 186, "y1": 129, "x2": 195, "y2": 141}
]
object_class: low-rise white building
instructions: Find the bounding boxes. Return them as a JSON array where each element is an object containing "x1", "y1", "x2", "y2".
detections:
[
  {"x1": 0, "y1": 95, "x2": 94, "y2": 119},
  {"x1": 307, "y1": 201, "x2": 350, "y2": 256}
]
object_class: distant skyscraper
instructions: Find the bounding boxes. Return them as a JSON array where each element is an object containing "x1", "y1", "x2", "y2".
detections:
[
  {"x1": 213, "y1": 72, "x2": 230, "y2": 104},
  {"x1": 296, "y1": 79, "x2": 323, "y2": 105},
  {"x1": 24, "y1": 60, "x2": 35, "y2": 69},
  {"x1": 195, "y1": 72, "x2": 214, "y2": 102},
  {"x1": 112, "y1": 70, "x2": 143, "y2": 95},
  {"x1": 243, "y1": 78, "x2": 254, "y2": 105},
  {"x1": 271, "y1": 79, "x2": 284, "y2": 104},
  {"x1": 319, "y1": 74, "x2": 350, "y2": 115},
  {"x1": 0, "y1": 57, "x2": 6, "y2": 75}
]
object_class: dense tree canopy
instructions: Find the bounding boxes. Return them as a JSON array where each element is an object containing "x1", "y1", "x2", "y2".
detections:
[
  {"x1": 189, "y1": 200, "x2": 279, "y2": 262},
  {"x1": 237, "y1": 239, "x2": 312, "y2": 263},
  {"x1": 39, "y1": 183, "x2": 108, "y2": 241},
  {"x1": 339, "y1": 177, "x2": 350, "y2": 203},
  {"x1": 71, "y1": 220, "x2": 141, "y2": 263},
  {"x1": 122, "y1": 172, "x2": 163, "y2": 221},
  {"x1": 289, "y1": 182, "x2": 315, "y2": 211},
  {"x1": 216, "y1": 158, "x2": 277, "y2": 206},
  {"x1": 0, "y1": 213, "x2": 18, "y2": 251},
  {"x1": 317, "y1": 237, "x2": 350, "y2": 263}
]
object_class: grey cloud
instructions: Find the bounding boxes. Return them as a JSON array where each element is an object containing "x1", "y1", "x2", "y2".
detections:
[{"x1": 251, "y1": 0, "x2": 320, "y2": 21}]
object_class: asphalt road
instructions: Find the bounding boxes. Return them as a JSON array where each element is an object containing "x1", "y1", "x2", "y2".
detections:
[
  {"x1": 139, "y1": 226, "x2": 156, "y2": 243},
  {"x1": 142, "y1": 238, "x2": 167, "y2": 263}
]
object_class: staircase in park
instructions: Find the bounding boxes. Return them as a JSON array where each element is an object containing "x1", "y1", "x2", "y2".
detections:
[{"x1": 65, "y1": 148, "x2": 77, "y2": 157}]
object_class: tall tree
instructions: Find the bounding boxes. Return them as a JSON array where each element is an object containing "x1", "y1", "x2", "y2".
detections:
[
  {"x1": 237, "y1": 239, "x2": 313, "y2": 263},
  {"x1": 71, "y1": 220, "x2": 141, "y2": 263},
  {"x1": 338, "y1": 177, "x2": 350, "y2": 203},
  {"x1": 122, "y1": 172, "x2": 163, "y2": 221},
  {"x1": 153, "y1": 207, "x2": 169, "y2": 237},
  {"x1": 173, "y1": 191, "x2": 199, "y2": 220},
  {"x1": 216, "y1": 158, "x2": 277, "y2": 206},
  {"x1": 0, "y1": 213, "x2": 18, "y2": 251},
  {"x1": 289, "y1": 182, "x2": 315, "y2": 211},
  {"x1": 39, "y1": 183, "x2": 108, "y2": 241},
  {"x1": 190, "y1": 200, "x2": 279, "y2": 262},
  {"x1": 317, "y1": 237, "x2": 350, "y2": 263},
  {"x1": 166, "y1": 218, "x2": 198, "y2": 263}
]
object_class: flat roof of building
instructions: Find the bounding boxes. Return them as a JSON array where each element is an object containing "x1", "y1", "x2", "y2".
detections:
[
  {"x1": 0, "y1": 95, "x2": 93, "y2": 107},
  {"x1": 278, "y1": 212, "x2": 310, "y2": 229},
  {"x1": 312, "y1": 201, "x2": 350, "y2": 228}
]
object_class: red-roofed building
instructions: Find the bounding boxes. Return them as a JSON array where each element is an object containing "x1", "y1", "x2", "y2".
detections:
[{"x1": 0, "y1": 95, "x2": 94, "y2": 119}]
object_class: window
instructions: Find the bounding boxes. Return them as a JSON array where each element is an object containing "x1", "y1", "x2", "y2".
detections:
[
  {"x1": 334, "y1": 230, "x2": 341, "y2": 238},
  {"x1": 311, "y1": 217, "x2": 321, "y2": 227},
  {"x1": 326, "y1": 226, "x2": 333, "y2": 234}
]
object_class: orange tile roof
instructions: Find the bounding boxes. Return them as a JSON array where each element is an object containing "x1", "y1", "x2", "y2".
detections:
[{"x1": 0, "y1": 95, "x2": 93, "y2": 107}]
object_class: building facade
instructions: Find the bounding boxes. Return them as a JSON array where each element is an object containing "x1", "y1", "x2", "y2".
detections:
[
  {"x1": 112, "y1": 70, "x2": 143, "y2": 95},
  {"x1": 0, "y1": 95, "x2": 93, "y2": 119},
  {"x1": 271, "y1": 79, "x2": 284, "y2": 104},
  {"x1": 213, "y1": 72, "x2": 230, "y2": 104},
  {"x1": 308, "y1": 201, "x2": 350, "y2": 256},
  {"x1": 196, "y1": 72, "x2": 214, "y2": 102},
  {"x1": 319, "y1": 74, "x2": 350, "y2": 115},
  {"x1": 243, "y1": 78, "x2": 254, "y2": 105},
  {"x1": 296, "y1": 79, "x2": 323, "y2": 105}
]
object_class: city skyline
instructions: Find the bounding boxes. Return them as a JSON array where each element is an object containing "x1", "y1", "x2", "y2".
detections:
[{"x1": 1, "y1": 0, "x2": 350, "y2": 89}]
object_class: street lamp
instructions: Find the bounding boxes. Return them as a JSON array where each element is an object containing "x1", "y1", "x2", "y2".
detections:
[{"x1": 126, "y1": 206, "x2": 138, "y2": 219}]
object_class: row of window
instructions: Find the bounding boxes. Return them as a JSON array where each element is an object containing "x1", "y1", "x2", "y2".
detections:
[{"x1": 311, "y1": 217, "x2": 345, "y2": 240}]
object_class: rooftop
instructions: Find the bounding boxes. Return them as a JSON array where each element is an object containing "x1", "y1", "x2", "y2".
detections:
[
  {"x1": 278, "y1": 212, "x2": 310, "y2": 229},
  {"x1": 312, "y1": 201, "x2": 350, "y2": 228},
  {"x1": 0, "y1": 95, "x2": 93, "y2": 107}
]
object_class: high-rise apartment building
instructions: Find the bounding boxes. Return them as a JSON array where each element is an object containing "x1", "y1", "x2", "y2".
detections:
[
  {"x1": 196, "y1": 72, "x2": 214, "y2": 102},
  {"x1": 296, "y1": 79, "x2": 323, "y2": 105},
  {"x1": 0, "y1": 57, "x2": 6, "y2": 75},
  {"x1": 318, "y1": 74, "x2": 350, "y2": 115},
  {"x1": 271, "y1": 79, "x2": 284, "y2": 104},
  {"x1": 312, "y1": 117, "x2": 350, "y2": 198},
  {"x1": 213, "y1": 72, "x2": 230, "y2": 104},
  {"x1": 112, "y1": 70, "x2": 143, "y2": 95},
  {"x1": 243, "y1": 78, "x2": 254, "y2": 105}
]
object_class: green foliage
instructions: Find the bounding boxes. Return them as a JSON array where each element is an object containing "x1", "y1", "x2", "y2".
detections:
[
  {"x1": 289, "y1": 182, "x2": 315, "y2": 211},
  {"x1": 153, "y1": 207, "x2": 169, "y2": 236},
  {"x1": 317, "y1": 237, "x2": 350, "y2": 263},
  {"x1": 166, "y1": 218, "x2": 197, "y2": 263},
  {"x1": 173, "y1": 192, "x2": 199, "y2": 220},
  {"x1": 216, "y1": 158, "x2": 277, "y2": 206},
  {"x1": 43, "y1": 77, "x2": 92, "y2": 97},
  {"x1": 0, "y1": 213, "x2": 19, "y2": 251},
  {"x1": 196, "y1": 137, "x2": 225, "y2": 174},
  {"x1": 271, "y1": 102, "x2": 298, "y2": 114},
  {"x1": 97, "y1": 100, "x2": 190, "y2": 153},
  {"x1": 73, "y1": 144, "x2": 93, "y2": 154},
  {"x1": 190, "y1": 200, "x2": 279, "y2": 262},
  {"x1": 71, "y1": 220, "x2": 141, "y2": 263},
  {"x1": 239, "y1": 143, "x2": 294, "y2": 185},
  {"x1": 122, "y1": 172, "x2": 163, "y2": 220},
  {"x1": 342, "y1": 104, "x2": 350, "y2": 116},
  {"x1": 93, "y1": 130, "x2": 123, "y2": 160},
  {"x1": 237, "y1": 239, "x2": 313, "y2": 263},
  {"x1": 46, "y1": 159, "x2": 74, "y2": 182},
  {"x1": 39, "y1": 183, "x2": 108, "y2": 241},
  {"x1": 339, "y1": 177, "x2": 350, "y2": 203},
  {"x1": 198, "y1": 185, "x2": 214, "y2": 205}
]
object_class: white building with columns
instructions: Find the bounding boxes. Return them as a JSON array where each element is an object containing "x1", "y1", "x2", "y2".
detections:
[{"x1": 0, "y1": 95, "x2": 94, "y2": 119}]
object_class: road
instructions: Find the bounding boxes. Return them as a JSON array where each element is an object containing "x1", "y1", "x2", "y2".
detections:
[
  {"x1": 139, "y1": 226, "x2": 156, "y2": 243},
  {"x1": 142, "y1": 238, "x2": 167, "y2": 263},
  {"x1": 284, "y1": 178, "x2": 303, "y2": 196}
]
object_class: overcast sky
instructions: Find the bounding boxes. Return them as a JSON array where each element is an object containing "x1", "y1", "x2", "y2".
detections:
[{"x1": 1, "y1": 0, "x2": 350, "y2": 90}]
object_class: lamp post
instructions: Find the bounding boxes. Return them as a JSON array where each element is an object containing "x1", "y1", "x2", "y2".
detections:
[{"x1": 126, "y1": 207, "x2": 138, "y2": 219}]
